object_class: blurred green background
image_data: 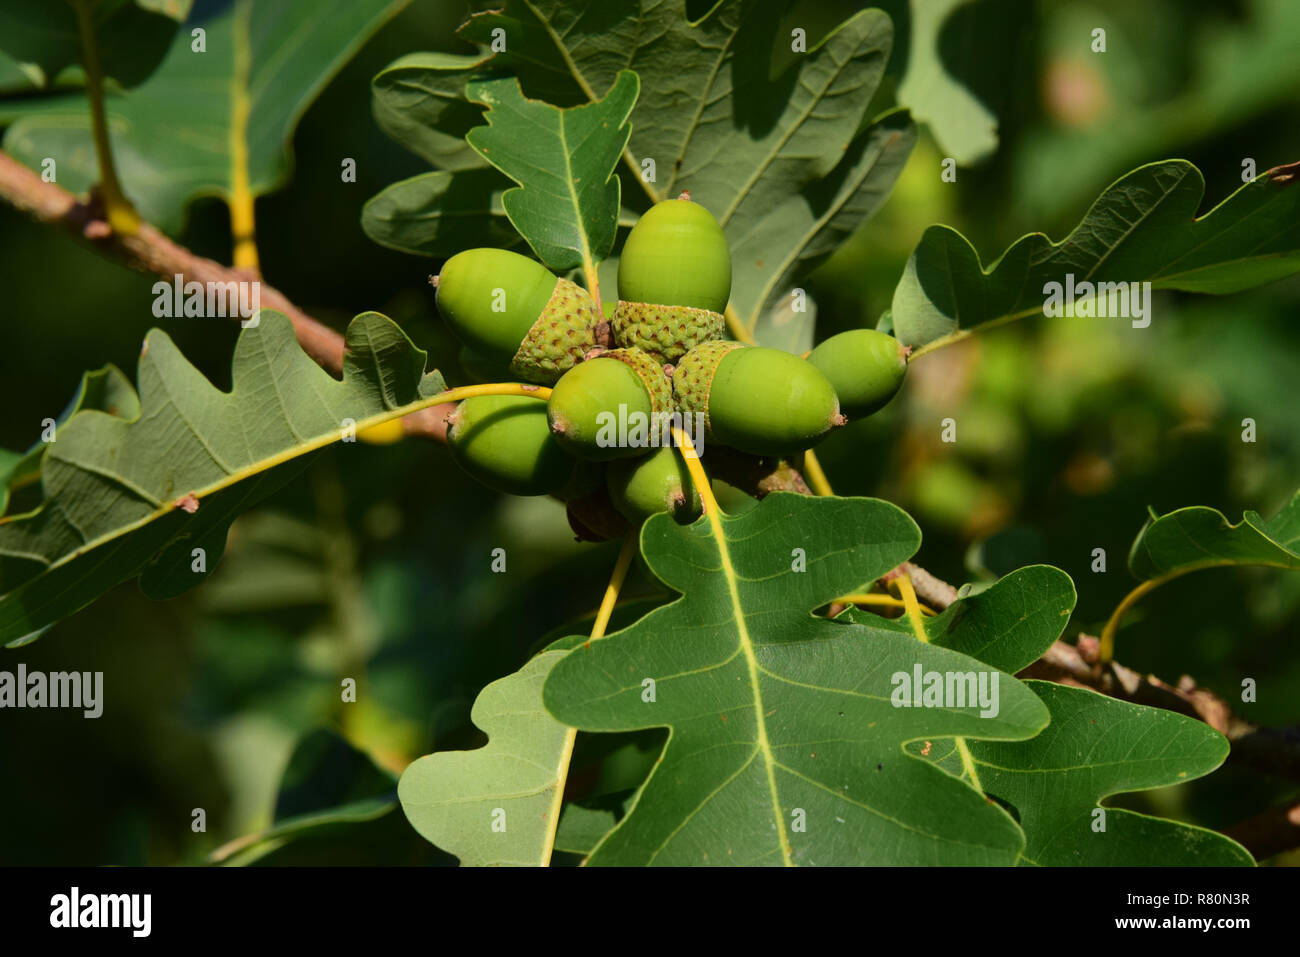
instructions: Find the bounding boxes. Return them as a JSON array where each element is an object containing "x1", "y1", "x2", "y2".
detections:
[{"x1": 0, "y1": 0, "x2": 1297, "y2": 865}]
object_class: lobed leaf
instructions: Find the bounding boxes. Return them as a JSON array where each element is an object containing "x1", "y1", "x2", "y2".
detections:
[
  {"x1": 895, "y1": 0, "x2": 997, "y2": 166},
  {"x1": 892, "y1": 159, "x2": 1300, "y2": 351},
  {"x1": 964, "y1": 683, "x2": 1253, "y2": 866},
  {"x1": 845, "y1": 564, "x2": 1077, "y2": 674},
  {"x1": 0, "y1": 365, "x2": 139, "y2": 517},
  {"x1": 398, "y1": 649, "x2": 573, "y2": 866},
  {"x1": 0, "y1": 311, "x2": 447, "y2": 648},
  {"x1": 0, "y1": 0, "x2": 189, "y2": 92},
  {"x1": 463, "y1": 70, "x2": 639, "y2": 272},
  {"x1": 2, "y1": 0, "x2": 406, "y2": 234},
  {"x1": 544, "y1": 494, "x2": 1049, "y2": 865},
  {"x1": 214, "y1": 728, "x2": 399, "y2": 866},
  {"x1": 1127, "y1": 487, "x2": 1300, "y2": 582},
  {"x1": 367, "y1": 0, "x2": 915, "y2": 342}
]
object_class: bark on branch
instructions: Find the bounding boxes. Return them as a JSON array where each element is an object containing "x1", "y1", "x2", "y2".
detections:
[{"x1": 0, "y1": 150, "x2": 452, "y2": 440}]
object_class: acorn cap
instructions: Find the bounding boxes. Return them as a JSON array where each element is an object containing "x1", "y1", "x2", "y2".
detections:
[
  {"x1": 510, "y1": 277, "x2": 610, "y2": 384},
  {"x1": 671, "y1": 340, "x2": 746, "y2": 439},
  {"x1": 602, "y1": 347, "x2": 674, "y2": 414},
  {"x1": 612, "y1": 300, "x2": 725, "y2": 365},
  {"x1": 673, "y1": 342, "x2": 845, "y2": 456}
]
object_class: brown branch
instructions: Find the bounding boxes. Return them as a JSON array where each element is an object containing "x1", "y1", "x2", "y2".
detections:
[
  {"x1": 1225, "y1": 801, "x2": 1300, "y2": 861},
  {"x1": 896, "y1": 560, "x2": 1300, "y2": 856},
  {"x1": 0, "y1": 150, "x2": 452, "y2": 440}
]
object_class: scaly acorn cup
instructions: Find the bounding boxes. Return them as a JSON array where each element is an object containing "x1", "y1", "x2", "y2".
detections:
[
  {"x1": 434, "y1": 248, "x2": 609, "y2": 384},
  {"x1": 547, "y1": 348, "x2": 674, "y2": 461},
  {"x1": 673, "y1": 342, "x2": 846, "y2": 456},
  {"x1": 446, "y1": 395, "x2": 574, "y2": 496},
  {"x1": 614, "y1": 193, "x2": 731, "y2": 364},
  {"x1": 607, "y1": 446, "x2": 702, "y2": 526},
  {"x1": 557, "y1": 461, "x2": 629, "y2": 542},
  {"x1": 611, "y1": 300, "x2": 726, "y2": 365},
  {"x1": 807, "y1": 329, "x2": 909, "y2": 418}
]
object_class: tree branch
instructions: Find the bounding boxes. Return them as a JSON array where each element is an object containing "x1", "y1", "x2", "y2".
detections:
[{"x1": 0, "y1": 150, "x2": 451, "y2": 440}]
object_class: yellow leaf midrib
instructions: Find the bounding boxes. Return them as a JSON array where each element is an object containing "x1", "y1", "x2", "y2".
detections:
[{"x1": 702, "y1": 506, "x2": 795, "y2": 866}]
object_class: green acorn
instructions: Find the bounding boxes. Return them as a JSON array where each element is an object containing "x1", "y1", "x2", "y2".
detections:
[
  {"x1": 673, "y1": 342, "x2": 845, "y2": 456},
  {"x1": 607, "y1": 446, "x2": 702, "y2": 526},
  {"x1": 614, "y1": 193, "x2": 731, "y2": 364},
  {"x1": 434, "y1": 248, "x2": 609, "y2": 384},
  {"x1": 807, "y1": 329, "x2": 908, "y2": 417},
  {"x1": 446, "y1": 395, "x2": 573, "y2": 496},
  {"x1": 547, "y1": 348, "x2": 674, "y2": 461}
]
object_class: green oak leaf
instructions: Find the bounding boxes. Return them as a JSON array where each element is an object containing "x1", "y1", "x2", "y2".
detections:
[
  {"x1": 848, "y1": 565, "x2": 1073, "y2": 796},
  {"x1": 896, "y1": 0, "x2": 997, "y2": 165},
  {"x1": 892, "y1": 158, "x2": 1300, "y2": 351},
  {"x1": 0, "y1": 365, "x2": 139, "y2": 517},
  {"x1": 964, "y1": 682, "x2": 1253, "y2": 866},
  {"x1": 368, "y1": 0, "x2": 914, "y2": 341},
  {"x1": 1019, "y1": 0, "x2": 1300, "y2": 221},
  {"x1": 370, "y1": 51, "x2": 492, "y2": 173},
  {"x1": 543, "y1": 494, "x2": 1050, "y2": 865},
  {"x1": 463, "y1": 71, "x2": 638, "y2": 272},
  {"x1": 845, "y1": 565, "x2": 1077, "y2": 674},
  {"x1": 0, "y1": 311, "x2": 448, "y2": 648},
  {"x1": 1128, "y1": 487, "x2": 1300, "y2": 581},
  {"x1": 861, "y1": 569, "x2": 1249, "y2": 865},
  {"x1": 2, "y1": 0, "x2": 406, "y2": 234},
  {"x1": 214, "y1": 728, "x2": 398, "y2": 866},
  {"x1": 0, "y1": 0, "x2": 189, "y2": 92},
  {"x1": 554, "y1": 802, "x2": 619, "y2": 857},
  {"x1": 398, "y1": 649, "x2": 572, "y2": 866},
  {"x1": 361, "y1": 168, "x2": 522, "y2": 258}
]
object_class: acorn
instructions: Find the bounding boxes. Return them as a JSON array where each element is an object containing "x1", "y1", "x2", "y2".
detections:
[
  {"x1": 547, "y1": 348, "x2": 674, "y2": 461},
  {"x1": 434, "y1": 248, "x2": 609, "y2": 384},
  {"x1": 446, "y1": 395, "x2": 573, "y2": 496},
  {"x1": 614, "y1": 194, "x2": 730, "y2": 364},
  {"x1": 673, "y1": 342, "x2": 845, "y2": 456},
  {"x1": 607, "y1": 446, "x2": 702, "y2": 526},
  {"x1": 807, "y1": 329, "x2": 908, "y2": 418}
]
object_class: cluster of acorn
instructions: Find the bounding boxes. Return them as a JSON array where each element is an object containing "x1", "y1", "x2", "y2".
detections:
[{"x1": 433, "y1": 194, "x2": 908, "y2": 540}]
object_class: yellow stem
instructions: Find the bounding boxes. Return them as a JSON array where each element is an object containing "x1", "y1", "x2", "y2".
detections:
[
  {"x1": 837, "y1": 593, "x2": 937, "y2": 616},
  {"x1": 894, "y1": 572, "x2": 985, "y2": 794},
  {"x1": 72, "y1": 0, "x2": 139, "y2": 235},
  {"x1": 802, "y1": 449, "x2": 834, "y2": 497},
  {"x1": 1096, "y1": 560, "x2": 1267, "y2": 663},
  {"x1": 228, "y1": 0, "x2": 257, "y2": 270},
  {"x1": 906, "y1": 306, "x2": 1044, "y2": 361},
  {"x1": 671, "y1": 426, "x2": 721, "y2": 517},
  {"x1": 892, "y1": 574, "x2": 929, "y2": 644},
  {"x1": 541, "y1": 533, "x2": 638, "y2": 866},
  {"x1": 0, "y1": 382, "x2": 546, "y2": 531},
  {"x1": 724, "y1": 304, "x2": 752, "y2": 344},
  {"x1": 583, "y1": 261, "x2": 604, "y2": 320},
  {"x1": 1098, "y1": 578, "x2": 1162, "y2": 664}
]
